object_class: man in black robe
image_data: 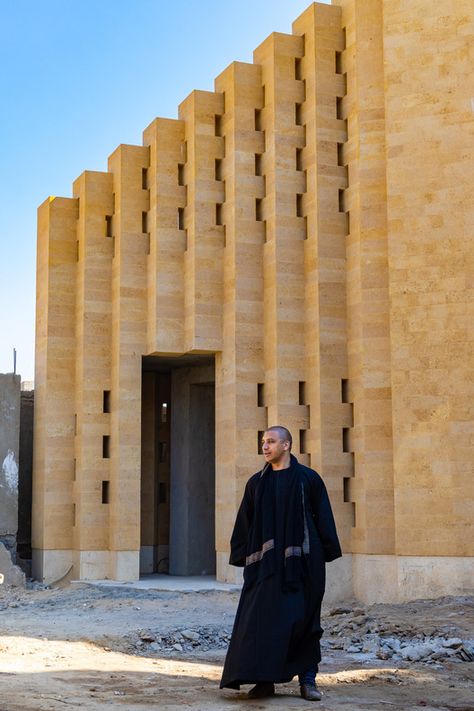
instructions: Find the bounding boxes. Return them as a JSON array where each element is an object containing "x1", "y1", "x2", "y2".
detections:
[{"x1": 220, "y1": 425, "x2": 342, "y2": 701}]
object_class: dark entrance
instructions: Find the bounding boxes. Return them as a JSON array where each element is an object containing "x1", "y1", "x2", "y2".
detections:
[{"x1": 140, "y1": 354, "x2": 215, "y2": 576}]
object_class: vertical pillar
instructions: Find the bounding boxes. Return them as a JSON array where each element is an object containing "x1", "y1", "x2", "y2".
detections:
[
  {"x1": 253, "y1": 33, "x2": 309, "y2": 455},
  {"x1": 108, "y1": 145, "x2": 150, "y2": 580},
  {"x1": 178, "y1": 91, "x2": 225, "y2": 353},
  {"x1": 214, "y1": 61, "x2": 267, "y2": 582},
  {"x1": 72, "y1": 170, "x2": 114, "y2": 578},
  {"x1": 293, "y1": 3, "x2": 353, "y2": 553},
  {"x1": 336, "y1": 0, "x2": 395, "y2": 569},
  {"x1": 33, "y1": 197, "x2": 78, "y2": 581},
  {"x1": 143, "y1": 118, "x2": 186, "y2": 354}
]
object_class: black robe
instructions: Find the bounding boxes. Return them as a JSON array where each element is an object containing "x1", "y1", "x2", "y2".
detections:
[{"x1": 220, "y1": 455, "x2": 341, "y2": 689}]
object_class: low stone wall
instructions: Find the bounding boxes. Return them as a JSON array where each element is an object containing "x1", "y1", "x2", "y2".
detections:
[{"x1": 0, "y1": 373, "x2": 21, "y2": 557}]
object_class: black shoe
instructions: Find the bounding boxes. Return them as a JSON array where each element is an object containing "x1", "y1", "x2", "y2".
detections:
[
  {"x1": 300, "y1": 682, "x2": 322, "y2": 701},
  {"x1": 247, "y1": 682, "x2": 275, "y2": 699}
]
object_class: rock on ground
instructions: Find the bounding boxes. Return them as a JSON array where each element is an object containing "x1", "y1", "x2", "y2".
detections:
[{"x1": 0, "y1": 541, "x2": 25, "y2": 587}]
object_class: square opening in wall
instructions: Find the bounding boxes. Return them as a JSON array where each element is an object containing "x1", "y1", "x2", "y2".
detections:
[
  {"x1": 296, "y1": 148, "x2": 303, "y2": 171},
  {"x1": 338, "y1": 189, "x2": 346, "y2": 213},
  {"x1": 178, "y1": 207, "x2": 184, "y2": 230},
  {"x1": 296, "y1": 194, "x2": 304, "y2": 217},
  {"x1": 342, "y1": 428, "x2": 350, "y2": 453},
  {"x1": 300, "y1": 429, "x2": 307, "y2": 454},
  {"x1": 103, "y1": 390, "x2": 111, "y2": 413},
  {"x1": 343, "y1": 477, "x2": 351, "y2": 503},
  {"x1": 295, "y1": 103, "x2": 303, "y2": 126},
  {"x1": 299, "y1": 381, "x2": 306, "y2": 406},
  {"x1": 337, "y1": 142, "x2": 345, "y2": 167},
  {"x1": 295, "y1": 57, "x2": 302, "y2": 80},
  {"x1": 341, "y1": 378, "x2": 349, "y2": 403},
  {"x1": 102, "y1": 480, "x2": 110, "y2": 504}
]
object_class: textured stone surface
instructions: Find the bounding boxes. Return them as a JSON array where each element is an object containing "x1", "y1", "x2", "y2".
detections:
[
  {"x1": 0, "y1": 374, "x2": 21, "y2": 552},
  {"x1": 33, "y1": 0, "x2": 474, "y2": 601}
]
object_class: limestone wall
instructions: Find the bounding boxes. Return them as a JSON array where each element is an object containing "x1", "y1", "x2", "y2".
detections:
[{"x1": 33, "y1": 1, "x2": 474, "y2": 601}]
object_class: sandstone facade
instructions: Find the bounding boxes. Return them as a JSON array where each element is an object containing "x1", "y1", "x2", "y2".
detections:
[{"x1": 33, "y1": 1, "x2": 474, "y2": 601}]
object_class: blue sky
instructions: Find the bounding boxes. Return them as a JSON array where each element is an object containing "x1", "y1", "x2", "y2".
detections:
[{"x1": 0, "y1": 0, "x2": 328, "y2": 381}]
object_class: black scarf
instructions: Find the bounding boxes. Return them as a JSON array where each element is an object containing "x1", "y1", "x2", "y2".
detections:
[{"x1": 242, "y1": 454, "x2": 309, "y2": 591}]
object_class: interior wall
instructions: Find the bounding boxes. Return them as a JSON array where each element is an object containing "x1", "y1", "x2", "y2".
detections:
[
  {"x1": 140, "y1": 371, "x2": 157, "y2": 574},
  {"x1": 169, "y1": 365, "x2": 215, "y2": 575},
  {"x1": 140, "y1": 370, "x2": 171, "y2": 574},
  {"x1": 18, "y1": 388, "x2": 34, "y2": 564}
]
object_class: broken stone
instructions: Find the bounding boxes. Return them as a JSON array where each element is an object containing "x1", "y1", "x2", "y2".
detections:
[
  {"x1": 383, "y1": 637, "x2": 401, "y2": 652},
  {"x1": 182, "y1": 630, "x2": 200, "y2": 641},
  {"x1": 139, "y1": 630, "x2": 156, "y2": 642},
  {"x1": 173, "y1": 643, "x2": 183, "y2": 652},
  {"x1": 329, "y1": 606, "x2": 352, "y2": 616},
  {"x1": 362, "y1": 635, "x2": 380, "y2": 653},
  {"x1": 0, "y1": 543, "x2": 25, "y2": 588},
  {"x1": 400, "y1": 643, "x2": 435, "y2": 661},
  {"x1": 456, "y1": 645, "x2": 474, "y2": 662},
  {"x1": 442, "y1": 637, "x2": 463, "y2": 648}
]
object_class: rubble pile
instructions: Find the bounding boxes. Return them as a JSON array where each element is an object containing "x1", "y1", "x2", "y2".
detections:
[
  {"x1": 129, "y1": 626, "x2": 233, "y2": 655},
  {"x1": 324, "y1": 605, "x2": 474, "y2": 665},
  {"x1": 127, "y1": 602, "x2": 474, "y2": 666}
]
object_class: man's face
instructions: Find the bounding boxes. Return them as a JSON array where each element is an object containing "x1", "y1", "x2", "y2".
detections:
[{"x1": 261, "y1": 430, "x2": 290, "y2": 466}]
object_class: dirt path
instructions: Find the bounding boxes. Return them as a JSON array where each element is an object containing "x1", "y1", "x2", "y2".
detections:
[{"x1": 0, "y1": 584, "x2": 473, "y2": 711}]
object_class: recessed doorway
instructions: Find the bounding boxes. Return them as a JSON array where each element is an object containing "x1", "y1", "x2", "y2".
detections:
[{"x1": 140, "y1": 354, "x2": 215, "y2": 576}]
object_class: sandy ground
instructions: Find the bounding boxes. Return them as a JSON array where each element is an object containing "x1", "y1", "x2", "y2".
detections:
[{"x1": 0, "y1": 583, "x2": 473, "y2": 711}]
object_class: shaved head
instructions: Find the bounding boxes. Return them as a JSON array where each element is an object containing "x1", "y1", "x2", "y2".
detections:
[{"x1": 265, "y1": 425, "x2": 292, "y2": 452}]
